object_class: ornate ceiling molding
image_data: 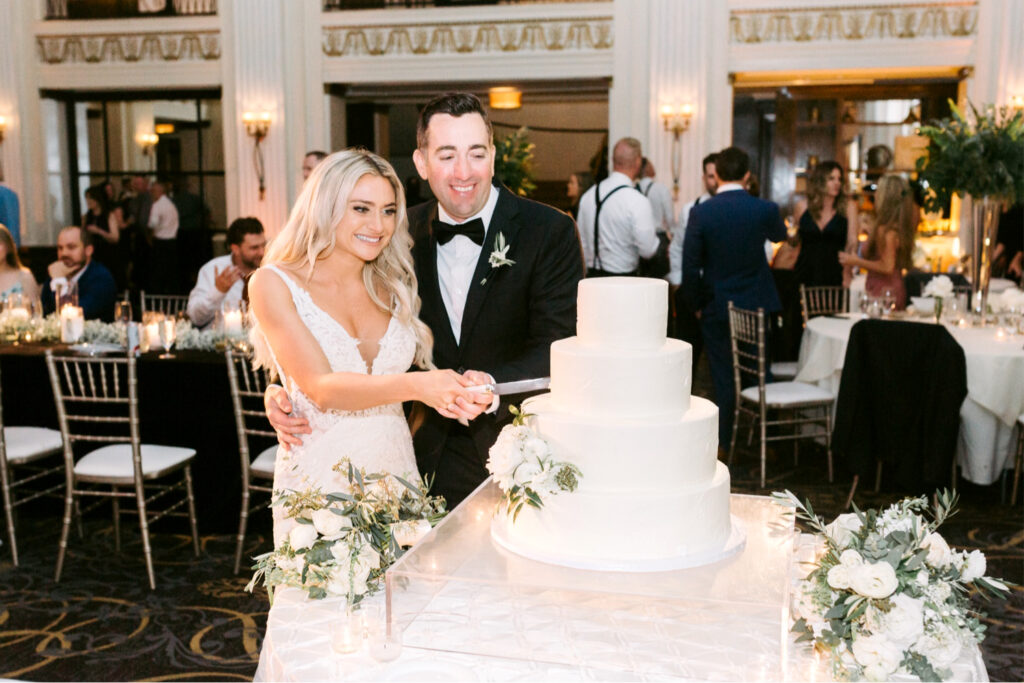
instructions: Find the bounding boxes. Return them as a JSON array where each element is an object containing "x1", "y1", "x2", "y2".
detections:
[
  {"x1": 37, "y1": 30, "x2": 220, "y2": 64},
  {"x1": 322, "y1": 17, "x2": 612, "y2": 58},
  {"x1": 729, "y1": 2, "x2": 978, "y2": 44}
]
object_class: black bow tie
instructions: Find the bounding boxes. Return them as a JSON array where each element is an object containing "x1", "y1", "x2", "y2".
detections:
[{"x1": 433, "y1": 218, "x2": 485, "y2": 246}]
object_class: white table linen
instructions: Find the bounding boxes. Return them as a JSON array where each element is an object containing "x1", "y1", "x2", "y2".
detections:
[
  {"x1": 254, "y1": 532, "x2": 988, "y2": 682},
  {"x1": 795, "y1": 314, "x2": 1024, "y2": 485}
]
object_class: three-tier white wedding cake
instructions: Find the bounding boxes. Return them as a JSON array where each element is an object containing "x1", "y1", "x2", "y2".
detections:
[{"x1": 491, "y1": 277, "x2": 741, "y2": 571}]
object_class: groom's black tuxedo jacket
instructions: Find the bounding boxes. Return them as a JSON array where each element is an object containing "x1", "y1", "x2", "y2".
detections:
[{"x1": 408, "y1": 183, "x2": 584, "y2": 480}]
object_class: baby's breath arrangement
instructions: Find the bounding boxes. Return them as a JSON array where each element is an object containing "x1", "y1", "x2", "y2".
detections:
[
  {"x1": 487, "y1": 405, "x2": 582, "y2": 522},
  {"x1": 773, "y1": 490, "x2": 1008, "y2": 682}
]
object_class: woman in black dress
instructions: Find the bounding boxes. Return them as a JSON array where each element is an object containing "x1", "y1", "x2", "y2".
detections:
[
  {"x1": 82, "y1": 185, "x2": 125, "y2": 289},
  {"x1": 793, "y1": 161, "x2": 859, "y2": 288}
]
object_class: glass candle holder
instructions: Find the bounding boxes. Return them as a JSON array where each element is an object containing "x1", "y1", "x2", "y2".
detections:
[{"x1": 329, "y1": 609, "x2": 363, "y2": 655}]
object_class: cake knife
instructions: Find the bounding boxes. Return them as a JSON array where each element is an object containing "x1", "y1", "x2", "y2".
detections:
[{"x1": 466, "y1": 377, "x2": 551, "y2": 395}]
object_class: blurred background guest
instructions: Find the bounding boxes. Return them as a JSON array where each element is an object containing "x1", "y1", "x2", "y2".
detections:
[
  {"x1": 147, "y1": 179, "x2": 180, "y2": 293},
  {"x1": 0, "y1": 180, "x2": 20, "y2": 246},
  {"x1": 187, "y1": 217, "x2": 265, "y2": 329},
  {"x1": 301, "y1": 150, "x2": 328, "y2": 181},
  {"x1": 0, "y1": 223, "x2": 39, "y2": 300},
  {"x1": 839, "y1": 173, "x2": 917, "y2": 310},
  {"x1": 793, "y1": 161, "x2": 859, "y2": 288},
  {"x1": 566, "y1": 170, "x2": 594, "y2": 221},
  {"x1": 81, "y1": 184, "x2": 124, "y2": 289},
  {"x1": 41, "y1": 226, "x2": 117, "y2": 321},
  {"x1": 172, "y1": 177, "x2": 211, "y2": 291}
]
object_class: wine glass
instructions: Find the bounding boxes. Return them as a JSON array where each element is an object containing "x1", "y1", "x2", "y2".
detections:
[
  {"x1": 156, "y1": 318, "x2": 176, "y2": 359},
  {"x1": 115, "y1": 298, "x2": 133, "y2": 324},
  {"x1": 882, "y1": 290, "x2": 896, "y2": 316}
]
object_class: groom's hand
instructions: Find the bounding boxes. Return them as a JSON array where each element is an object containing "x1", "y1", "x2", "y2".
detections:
[
  {"x1": 265, "y1": 384, "x2": 311, "y2": 450},
  {"x1": 459, "y1": 369, "x2": 499, "y2": 420}
]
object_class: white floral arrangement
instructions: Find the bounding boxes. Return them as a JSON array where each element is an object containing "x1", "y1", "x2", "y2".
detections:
[
  {"x1": 773, "y1": 490, "x2": 1009, "y2": 682},
  {"x1": 246, "y1": 462, "x2": 446, "y2": 605},
  {"x1": 922, "y1": 275, "x2": 956, "y2": 320},
  {"x1": 990, "y1": 287, "x2": 1024, "y2": 313},
  {"x1": 0, "y1": 314, "x2": 243, "y2": 353},
  {"x1": 487, "y1": 405, "x2": 582, "y2": 521}
]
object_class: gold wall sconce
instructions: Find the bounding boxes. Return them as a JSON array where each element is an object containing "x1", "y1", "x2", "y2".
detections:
[
  {"x1": 243, "y1": 110, "x2": 272, "y2": 200},
  {"x1": 136, "y1": 132, "x2": 159, "y2": 155},
  {"x1": 659, "y1": 102, "x2": 694, "y2": 200},
  {"x1": 0, "y1": 115, "x2": 7, "y2": 144},
  {"x1": 1010, "y1": 94, "x2": 1024, "y2": 111}
]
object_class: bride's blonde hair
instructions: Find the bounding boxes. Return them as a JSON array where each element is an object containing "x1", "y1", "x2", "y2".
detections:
[{"x1": 258, "y1": 148, "x2": 434, "y2": 370}]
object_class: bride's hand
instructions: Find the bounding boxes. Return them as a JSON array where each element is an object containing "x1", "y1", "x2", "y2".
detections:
[
  {"x1": 414, "y1": 370, "x2": 479, "y2": 420},
  {"x1": 265, "y1": 384, "x2": 311, "y2": 450}
]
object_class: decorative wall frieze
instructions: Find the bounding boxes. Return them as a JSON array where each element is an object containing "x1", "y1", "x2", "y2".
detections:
[
  {"x1": 322, "y1": 17, "x2": 611, "y2": 58},
  {"x1": 37, "y1": 30, "x2": 220, "y2": 64},
  {"x1": 729, "y1": 2, "x2": 978, "y2": 44}
]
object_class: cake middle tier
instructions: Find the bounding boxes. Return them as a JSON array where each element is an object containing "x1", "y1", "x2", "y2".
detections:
[
  {"x1": 525, "y1": 393, "x2": 719, "y2": 493},
  {"x1": 549, "y1": 337, "x2": 692, "y2": 417}
]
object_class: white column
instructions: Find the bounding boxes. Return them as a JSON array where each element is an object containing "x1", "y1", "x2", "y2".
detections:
[
  {"x1": 282, "y1": 0, "x2": 327, "y2": 204},
  {"x1": 969, "y1": 0, "x2": 1024, "y2": 108},
  {"x1": 0, "y1": 0, "x2": 51, "y2": 245},
  {"x1": 220, "y1": 0, "x2": 291, "y2": 237},
  {"x1": 610, "y1": 0, "x2": 731, "y2": 212}
]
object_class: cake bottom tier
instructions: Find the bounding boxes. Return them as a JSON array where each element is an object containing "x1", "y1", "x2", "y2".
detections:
[{"x1": 491, "y1": 462, "x2": 739, "y2": 572}]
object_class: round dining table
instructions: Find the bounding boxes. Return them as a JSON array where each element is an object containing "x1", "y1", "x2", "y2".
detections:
[{"x1": 795, "y1": 313, "x2": 1024, "y2": 485}]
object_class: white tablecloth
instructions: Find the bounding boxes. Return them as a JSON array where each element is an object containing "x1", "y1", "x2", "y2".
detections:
[
  {"x1": 253, "y1": 533, "x2": 988, "y2": 682},
  {"x1": 796, "y1": 314, "x2": 1024, "y2": 485}
]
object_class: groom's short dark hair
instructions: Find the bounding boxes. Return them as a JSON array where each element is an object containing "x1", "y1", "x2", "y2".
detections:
[
  {"x1": 714, "y1": 147, "x2": 750, "y2": 182},
  {"x1": 416, "y1": 92, "x2": 493, "y2": 150}
]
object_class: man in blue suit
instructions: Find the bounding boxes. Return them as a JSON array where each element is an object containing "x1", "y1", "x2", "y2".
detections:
[
  {"x1": 682, "y1": 147, "x2": 786, "y2": 448},
  {"x1": 42, "y1": 226, "x2": 118, "y2": 322}
]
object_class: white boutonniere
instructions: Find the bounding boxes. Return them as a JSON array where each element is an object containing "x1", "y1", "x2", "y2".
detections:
[{"x1": 482, "y1": 232, "x2": 515, "y2": 285}]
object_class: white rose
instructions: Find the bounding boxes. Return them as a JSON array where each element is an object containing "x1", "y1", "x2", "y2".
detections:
[
  {"x1": 922, "y1": 532, "x2": 952, "y2": 568},
  {"x1": 523, "y1": 435, "x2": 550, "y2": 461},
  {"x1": 487, "y1": 427, "x2": 531, "y2": 489},
  {"x1": 288, "y1": 523, "x2": 318, "y2": 551},
  {"x1": 392, "y1": 519, "x2": 432, "y2": 547},
  {"x1": 849, "y1": 561, "x2": 899, "y2": 599},
  {"x1": 825, "y1": 513, "x2": 863, "y2": 548},
  {"x1": 852, "y1": 634, "x2": 902, "y2": 675},
  {"x1": 276, "y1": 554, "x2": 303, "y2": 574},
  {"x1": 839, "y1": 549, "x2": 865, "y2": 567},
  {"x1": 961, "y1": 550, "x2": 986, "y2": 582},
  {"x1": 884, "y1": 594, "x2": 925, "y2": 648},
  {"x1": 311, "y1": 508, "x2": 352, "y2": 539},
  {"x1": 929, "y1": 580, "x2": 952, "y2": 604},
  {"x1": 916, "y1": 569, "x2": 929, "y2": 585},
  {"x1": 512, "y1": 458, "x2": 543, "y2": 487},
  {"x1": 923, "y1": 275, "x2": 954, "y2": 299},
  {"x1": 913, "y1": 626, "x2": 963, "y2": 669},
  {"x1": 827, "y1": 563, "x2": 853, "y2": 590},
  {"x1": 325, "y1": 565, "x2": 351, "y2": 596}
]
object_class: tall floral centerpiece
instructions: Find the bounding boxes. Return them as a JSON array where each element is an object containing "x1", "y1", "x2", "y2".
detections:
[
  {"x1": 494, "y1": 127, "x2": 537, "y2": 198},
  {"x1": 916, "y1": 101, "x2": 1024, "y2": 321}
]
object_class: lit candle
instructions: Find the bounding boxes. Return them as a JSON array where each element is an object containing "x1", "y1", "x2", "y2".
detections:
[
  {"x1": 145, "y1": 322, "x2": 161, "y2": 350},
  {"x1": 60, "y1": 305, "x2": 84, "y2": 343},
  {"x1": 223, "y1": 310, "x2": 243, "y2": 337},
  {"x1": 995, "y1": 327, "x2": 1007, "y2": 340}
]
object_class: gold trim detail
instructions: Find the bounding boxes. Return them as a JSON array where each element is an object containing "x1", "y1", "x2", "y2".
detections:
[
  {"x1": 322, "y1": 18, "x2": 613, "y2": 58},
  {"x1": 729, "y1": 2, "x2": 978, "y2": 44},
  {"x1": 37, "y1": 31, "x2": 221, "y2": 64}
]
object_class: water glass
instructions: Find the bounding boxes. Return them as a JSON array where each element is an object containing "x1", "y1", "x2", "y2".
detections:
[
  {"x1": 329, "y1": 609, "x2": 363, "y2": 655},
  {"x1": 157, "y1": 318, "x2": 176, "y2": 359},
  {"x1": 115, "y1": 299, "x2": 133, "y2": 324},
  {"x1": 882, "y1": 290, "x2": 896, "y2": 315},
  {"x1": 364, "y1": 605, "x2": 402, "y2": 663}
]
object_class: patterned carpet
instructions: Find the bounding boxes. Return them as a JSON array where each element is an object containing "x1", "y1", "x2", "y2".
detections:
[{"x1": 1, "y1": 359, "x2": 1021, "y2": 681}]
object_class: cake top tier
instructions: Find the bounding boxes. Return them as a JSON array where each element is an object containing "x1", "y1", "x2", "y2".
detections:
[{"x1": 577, "y1": 277, "x2": 667, "y2": 349}]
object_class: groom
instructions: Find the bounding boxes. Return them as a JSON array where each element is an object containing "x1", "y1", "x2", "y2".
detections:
[{"x1": 268, "y1": 92, "x2": 584, "y2": 507}]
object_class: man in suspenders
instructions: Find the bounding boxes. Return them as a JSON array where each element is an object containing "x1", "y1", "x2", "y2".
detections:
[{"x1": 576, "y1": 138, "x2": 660, "y2": 278}]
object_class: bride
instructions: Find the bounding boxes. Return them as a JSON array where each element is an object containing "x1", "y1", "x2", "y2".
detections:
[{"x1": 248, "y1": 148, "x2": 486, "y2": 545}]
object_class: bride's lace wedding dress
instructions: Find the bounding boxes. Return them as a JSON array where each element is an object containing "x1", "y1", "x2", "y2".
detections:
[{"x1": 256, "y1": 265, "x2": 421, "y2": 546}]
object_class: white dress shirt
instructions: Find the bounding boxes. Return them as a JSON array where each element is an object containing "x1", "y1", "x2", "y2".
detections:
[
  {"x1": 668, "y1": 191, "x2": 713, "y2": 286},
  {"x1": 576, "y1": 172, "x2": 659, "y2": 274},
  {"x1": 436, "y1": 184, "x2": 499, "y2": 344},
  {"x1": 148, "y1": 195, "x2": 179, "y2": 240},
  {"x1": 187, "y1": 254, "x2": 246, "y2": 328},
  {"x1": 635, "y1": 177, "x2": 675, "y2": 234}
]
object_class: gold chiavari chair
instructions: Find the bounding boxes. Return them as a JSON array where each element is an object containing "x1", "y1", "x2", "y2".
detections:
[
  {"x1": 728, "y1": 302, "x2": 836, "y2": 489},
  {"x1": 225, "y1": 349, "x2": 277, "y2": 575},
  {"x1": 46, "y1": 351, "x2": 199, "y2": 589},
  {"x1": 799, "y1": 285, "x2": 850, "y2": 327},
  {"x1": 140, "y1": 291, "x2": 189, "y2": 318}
]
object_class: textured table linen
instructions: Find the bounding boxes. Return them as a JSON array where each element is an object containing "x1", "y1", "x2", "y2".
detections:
[{"x1": 796, "y1": 315, "x2": 1024, "y2": 485}]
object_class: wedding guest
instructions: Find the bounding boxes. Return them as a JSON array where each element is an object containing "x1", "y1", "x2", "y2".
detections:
[
  {"x1": 993, "y1": 204, "x2": 1022, "y2": 280},
  {"x1": 793, "y1": 161, "x2": 859, "y2": 288},
  {"x1": 669, "y1": 153, "x2": 718, "y2": 371},
  {"x1": 636, "y1": 158, "x2": 674, "y2": 235},
  {"x1": 187, "y1": 217, "x2": 265, "y2": 328},
  {"x1": 41, "y1": 226, "x2": 117, "y2": 322},
  {"x1": 81, "y1": 185, "x2": 124, "y2": 289},
  {"x1": 0, "y1": 181, "x2": 20, "y2": 246},
  {"x1": 566, "y1": 170, "x2": 593, "y2": 221},
  {"x1": 839, "y1": 174, "x2": 917, "y2": 310},
  {"x1": 173, "y1": 177, "x2": 211, "y2": 290},
  {"x1": 123, "y1": 174, "x2": 152, "y2": 289},
  {"x1": 147, "y1": 180, "x2": 180, "y2": 293},
  {"x1": 266, "y1": 92, "x2": 584, "y2": 508},
  {"x1": 682, "y1": 146, "x2": 786, "y2": 448},
  {"x1": 576, "y1": 137, "x2": 659, "y2": 277},
  {"x1": 0, "y1": 223, "x2": 39, "y2": 300},
  {"x1": 302, "y1": 150, "x2": 328, "y2": 181}
]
